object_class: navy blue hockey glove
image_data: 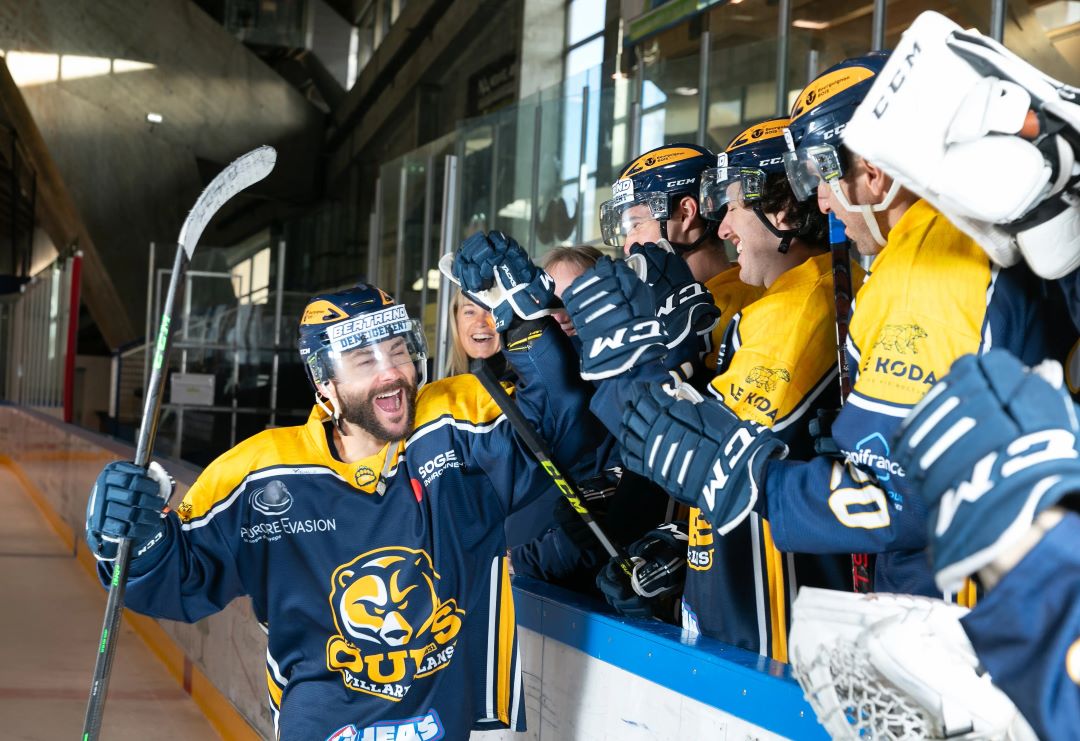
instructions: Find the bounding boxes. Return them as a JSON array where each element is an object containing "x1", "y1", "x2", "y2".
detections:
[
  {"x1": 86, "y1": 461, "x2": 173, "y2": 564},
  {"x1": 442, "y1": 231, "x2": 556, "y2": 331},
  {"x1": 894, "y1": 351, "x2": 1080, "y2": 593},
  {"x1": 626, "y1": 241, "x2": 720, "y2": 349},
  {"x1": 619, "y1": 383, "x2": 787, "y2": 535},
  {"x1": 563, "y1": 256, "x2": 668, "y2": 380},
  {"x1": 596, "y1": 521, "x2": 688, "y2": 621}
]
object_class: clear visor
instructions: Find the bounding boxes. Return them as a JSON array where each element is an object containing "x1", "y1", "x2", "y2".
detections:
[
  {"x1": 782, "y1": 144, "x2": 845, "y2": 202},
  {"x1": 309, "y1": 314, "x2": 428, "y2": 386},
  {"x1": 599, "y1": 191, "x2": 669, "y2": 247},
  {"x1": 699, "y1": 167, "x2": 766, "y2": 220}
]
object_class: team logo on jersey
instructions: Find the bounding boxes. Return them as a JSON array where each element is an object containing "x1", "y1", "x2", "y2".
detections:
[
  {"x1": 745, "y1": 366, "x2": 791, "y2": 393},
  {"x1": 325, "y1": 710, "x2": 445, "y2": 741},
  {"x1": 687, "y1": 508, "x2": 714, "y2": 572},
  {"x1": 250, "y1": 480, "x2": 293, "y2": 516},
  {"x1": 874, "y1": 323, "x2": 927, "y2": 355},
  {"x1": 355, "y1": 466, "x2": 377, "y2": 488},
  {"x1": 326, "y1": 547, "x2": 464, "y2": 702},
  {"x1": 176, "y1": 501, "x2": 193, "y2": 522}
]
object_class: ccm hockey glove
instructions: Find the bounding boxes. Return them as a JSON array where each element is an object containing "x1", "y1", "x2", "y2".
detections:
[
  {"x1": 86, "y1": 461, "x2": 173, "y2": 565},
  {"x1": 444, "y1": 231, "x2": 556, "y2": 331},
  {"x1": 619, "y1": 383, "x2": 787, "y2": 534},
  {"x1": 894, "y1": 350, "x2": 1080, "y2": 593},
  {"x1": 626, "y1": 241, "x2": 720, "y2": 349},
  {"x1": 563, "y1": 256, "x2": 668, "y2": 380},
  {"x1": 596, "y1": 521, "x2": 688, "y2": 621}
]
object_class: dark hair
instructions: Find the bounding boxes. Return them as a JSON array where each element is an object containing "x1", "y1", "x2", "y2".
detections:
[{"x1": 757, "y1": 173, "x2": 829, "y2": 249}]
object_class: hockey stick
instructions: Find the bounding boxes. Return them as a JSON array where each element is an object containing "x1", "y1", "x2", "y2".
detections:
[
  {"x1": 82, "y1": 146, "x2": 277, "y2": 741},
  {"x1": 469, "y1": 356, "x2": 635, "y2": 579},
  {"x1": 829, "y1": 213, "x2": 873, "y2": 594}
]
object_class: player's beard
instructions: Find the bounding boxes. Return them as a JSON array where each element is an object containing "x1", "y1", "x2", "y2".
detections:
[{"x1": 337, "y1": 378, "x2": 418, "y2": 443}]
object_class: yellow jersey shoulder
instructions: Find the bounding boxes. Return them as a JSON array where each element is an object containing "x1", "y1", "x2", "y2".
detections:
[{"x1": 415, "y1": 373, "x2": 506, "y2": 429}]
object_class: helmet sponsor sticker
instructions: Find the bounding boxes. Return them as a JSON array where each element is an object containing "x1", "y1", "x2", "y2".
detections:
[
  {"x1": 791, "y1": 66, "x2": 875, "y2": 120},
  {"x1": 611, "y1": 177, "x2": 634, "y2": 206},
  {"x1": 727, "y1": 119, "x2": 789, "y2": 150},
  {"x1": 623, "y1": 146, "x2": 704, "y2": 177},
  {"x1": 328, "y1": 305, "x2": 410, "y2": 352},
  {"x1": 302, "y1": 300, "x2": 348, "y2": 325}
]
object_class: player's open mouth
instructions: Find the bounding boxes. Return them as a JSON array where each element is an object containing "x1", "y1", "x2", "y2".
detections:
[{"x1": 373, "y1": 388, "x2": 403, "y2": 413}]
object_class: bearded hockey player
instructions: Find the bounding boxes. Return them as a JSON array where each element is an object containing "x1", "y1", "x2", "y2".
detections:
[{"x1": 83, "y1": 234, "x2": 598, "y2": 740}]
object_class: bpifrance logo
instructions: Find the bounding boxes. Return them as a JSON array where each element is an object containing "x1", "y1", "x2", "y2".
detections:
[
  {"x1": 250, "y1": 480, "x2": 293, "y2": 515},
  {"x1": 326, "y1": 547, "x2": 464, "y2": 702},
  {"x1": 325, "y1": 709, "x2": 445, "y2": 741}
]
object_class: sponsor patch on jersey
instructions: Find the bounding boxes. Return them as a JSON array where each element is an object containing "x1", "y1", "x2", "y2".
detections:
[
  {"x1": 842, "y1": 432, "x2": 906, "y2": 484},
  {"x1": 325, "y1": 709, "x2": 445, "y2": 741},
  {"x1": 417, "y1": 449, "x2": 462, "y2": 486},
  {"x1": 326, "y1": 547, "x2": 464, "y2": 702},
  {"x1": 250, "y1": 480, "x2": 293, "y2": 515},
  {"x1": 874, "y1": 323, "x2": 927, "y2": 355}
]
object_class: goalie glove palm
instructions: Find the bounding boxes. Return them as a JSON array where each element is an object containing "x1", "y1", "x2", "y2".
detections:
[
  {"x1": 563, "y1": 256, "x2": 668, "y2": 380},
  {"x1": 619, "y1": 383, "x2": 787, "y2": 534},
  {"x1": 894, "y1": 351, "x2": 1080, "y2": 593},
  {"x1": 446, "y1": 231, "x2": 556, "y2": 331},
  {"x1": 626, "y1": 241, "x2": 720, "y2": 348}
]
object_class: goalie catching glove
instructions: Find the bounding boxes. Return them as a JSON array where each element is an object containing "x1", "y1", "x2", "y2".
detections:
[
  {"x1": 844, "y1": 10, "x2": 1080, "y2": 279},
  {"x1": 595, "y1": 521, "x2": 688, "y2": 621},
  {"x1": 790, "y1": 587, "x2": 1036, "y2": 741},
  {"x1": 625, "y1": 240, "x2": 720, "y2": 349},
  {"x1": 618, "y1": 382, "x2": 787, "y2": 534},
  {"x1": 439, "y1": 231, "x2": 557, "y2": 331},
  {"x1": 893, "y1": 350, "x2": 1080, "y2": 594},
  {"x1": 562, "y1": 256, "x2": 668, "y2": 380},
  {"x1": 86, "y1": 461, "x2": 173, "y2": 569}
]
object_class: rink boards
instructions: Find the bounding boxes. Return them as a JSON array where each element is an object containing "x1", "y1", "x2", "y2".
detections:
[{"x1": 0, "y1": 404, "x2": 824, "y2": 740}]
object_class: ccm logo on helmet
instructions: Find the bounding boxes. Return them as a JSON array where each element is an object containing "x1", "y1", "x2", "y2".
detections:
[{"x1": 665, "y1": 177, "x2": 696, "y2": 189}]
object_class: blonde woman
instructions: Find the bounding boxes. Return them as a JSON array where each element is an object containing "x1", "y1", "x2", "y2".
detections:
[{"x1": 446, "y1": 290, "x2": 501, "y2": 376}]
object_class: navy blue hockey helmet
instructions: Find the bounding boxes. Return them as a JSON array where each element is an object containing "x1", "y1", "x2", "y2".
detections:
[
  {"x1": 298, "y1": 283, "x2": 428, "y2": 394},
  {"x1": 783, "y1": 52, "x2": 890, "y2": 201},
  {"x1": 600, "y1": 142, "x2": 715, "y2": 248},
  {"x1": 699, "y1": 118, "x2": 790, "y2": 221}
]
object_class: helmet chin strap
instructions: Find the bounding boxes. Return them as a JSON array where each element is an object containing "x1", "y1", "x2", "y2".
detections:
[
  {"x1": 316, "y1": 392, "x2": 347, "y2": 434},
  {"x1": 828, "y1": 179, "x2": 902, "y2": 248},
  {"x1": 664, "y1": 219, "x2": 718, "y2": 255},
  {"x1": 752, "y1": 205, "x2": 797, "y2": 254}
]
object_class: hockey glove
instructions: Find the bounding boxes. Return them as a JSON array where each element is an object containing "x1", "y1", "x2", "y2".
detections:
[
  {"x1": 619, "y1": 383, "x2": 787, "y2": 535},
  {"x1": 563, "y1": 256, "x2": 668, "y2": 380},
  {"x1": 596, "y1": 521, "x2": 688, "y2": 621},
  {"x1": 626, "y1": 241, "x2": 720, "y2": 349},
  {"x1": 86, "y1": 461, "x2": 173, "y2": 565},
  {"x1": 894, "y1": 350, "x2": 1080, "y2": 593},
  {"x1": 442, "y1": 231, "x2": 556, "y2": 331}
]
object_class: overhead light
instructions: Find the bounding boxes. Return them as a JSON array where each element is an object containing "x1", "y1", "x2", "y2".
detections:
[
  {"x1": 673, "y1": 86, "x2": 699, "y2": 96},
  {"x1": 146, "y1": 112, "x2": 164, "y2": 124},
  {"x1": 792, "y1": 19, "x2": 830, "y2": 30}
]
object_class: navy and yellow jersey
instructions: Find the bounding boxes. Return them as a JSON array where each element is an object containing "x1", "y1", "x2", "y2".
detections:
[
  {"x1": 961, "y1": 513, "x2": 1080, "y2": 740},
  {"x1": 682, "y1": 253, "x2": 862, "y2": 661},
  {"x1": 763, "y1": 200, "x2": 1060, "y2": 596},
  {"x1": 702, "y1": 265, "x2": 766, "y2": 371},
  {"x1": 104, "y1": 327, "x2": 596, "y2": 741}
]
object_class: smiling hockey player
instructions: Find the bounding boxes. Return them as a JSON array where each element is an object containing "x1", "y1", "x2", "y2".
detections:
[{"x1": 83, "y1": 233, "x2": 597, "y2": 740}]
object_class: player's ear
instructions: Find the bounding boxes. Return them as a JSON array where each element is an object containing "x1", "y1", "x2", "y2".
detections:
[
  {"x1": 861, "y1": 158, "x2": 894, "y2": 202},
  {"x1": 677, "y1": 194, "x2": 699, "y2": 223}
]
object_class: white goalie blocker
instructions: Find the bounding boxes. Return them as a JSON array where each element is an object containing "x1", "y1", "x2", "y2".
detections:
[
  {"x1": 844, "y1": 11, "x2": 1080, "y2": 279},
  {"x1": 789, "y1": 588, "x2": 1037, "y2": 741}
]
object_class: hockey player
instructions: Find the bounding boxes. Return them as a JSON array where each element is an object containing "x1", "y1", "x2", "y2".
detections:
[
  {"x1": 614, "y1": 52, "x2": 1061, "y2": 602},
  {"x1": 893, "y1": 350, "x2": 1079, "y2": 739},
  {"x1": 600, "y1": 142, "x2": 763, "y2": 370},
  {"x1": 592, "y1": 119, "x2": 857, "y2": 659},
  {"x1": 83, "y1": 233, "x2": 598, "y2": 740}
]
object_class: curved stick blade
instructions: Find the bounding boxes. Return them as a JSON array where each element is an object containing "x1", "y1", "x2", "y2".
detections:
[{"x1": 177, "y1": 145, "x2": 277, "y2": 257}]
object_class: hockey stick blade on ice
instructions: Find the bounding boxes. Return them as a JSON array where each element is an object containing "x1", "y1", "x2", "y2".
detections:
[
  {"x1": 469, "y1": 357, "x2": 636, "y2": 579},
  {"x1": 82, "y1": 145, "x2": 277, "y2": 741},
  {"x1": 829, "y1": 214, "x2": 874, "y2": 595}
]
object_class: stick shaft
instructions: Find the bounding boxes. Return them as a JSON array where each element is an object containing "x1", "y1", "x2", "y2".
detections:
[{"x1": 469, "y1": 357, "x2": 633, "y2": 570}]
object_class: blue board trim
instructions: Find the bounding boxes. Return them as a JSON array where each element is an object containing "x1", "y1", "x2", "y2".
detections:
[{"x1": 512, "y1": 577, "x2": 827, "y2": 740}]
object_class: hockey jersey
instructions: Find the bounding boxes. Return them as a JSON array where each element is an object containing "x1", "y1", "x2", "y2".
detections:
[
  {"x1": 102, "y1": 327, "x2": 596, "y2": 741},
  {"x1": 961, "y1": 512, "x2": 1080, "y2": 740},
  {"x1": 763, "y1": 200, "x2": 1061, "y2": 596},
  {"x1": 683, "y1": 252, "x2": 862, "y2": 661},
  {"x1": 702, "y1": 265, "x2": 766, "y2": 371}
]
